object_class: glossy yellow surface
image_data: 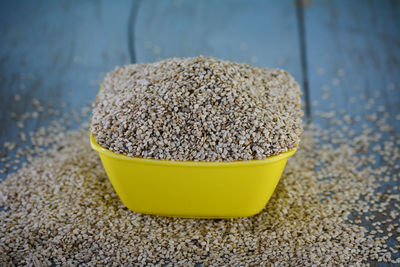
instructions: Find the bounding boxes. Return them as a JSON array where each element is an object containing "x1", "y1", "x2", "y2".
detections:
[{"x1": 90, "y1": 135, "x2": 296, "y2": 218}]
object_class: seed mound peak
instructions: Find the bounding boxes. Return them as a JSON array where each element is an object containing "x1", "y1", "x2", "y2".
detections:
[{"x1": 91, "y1": 56, "x2": 303, "y2": 161}]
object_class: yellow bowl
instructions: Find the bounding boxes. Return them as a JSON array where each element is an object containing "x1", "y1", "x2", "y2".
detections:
[{"x1": 90, "y1": 135, "x2": 296, "y2": 218}]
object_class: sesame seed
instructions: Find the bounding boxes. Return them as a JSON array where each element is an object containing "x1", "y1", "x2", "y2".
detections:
[
  {"x1": 332, "y1": 78, "x2": 340, "y2": 86},
  {"x1": 240, "y1": 43, "x2": 248, "y2": 51},
  {"x1": 316, "y1": 67, "x2": 325, "y2": 75},
  {"x1": 91, "y1": 57, "x2": 303, "y2": 162},
  {"x1": 14, "y1": 94, "x2": 21, "y2": 102},
  {"x1": 0, "y1": 59, "x2": 398, "y2": 265}
]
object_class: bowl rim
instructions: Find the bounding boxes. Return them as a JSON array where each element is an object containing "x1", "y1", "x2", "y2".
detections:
[{"x1": 90, "y1": 134, "x2": 297, "y2": 167}]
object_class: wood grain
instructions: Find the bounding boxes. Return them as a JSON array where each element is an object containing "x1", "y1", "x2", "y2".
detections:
[
  {"x1": 134, "y1": 0, "x2": 303, "y2": 85},
  {"x1": 303, "y1": 0, "x2": 400, "y2": 128},
  {"x1": 0, "y1": 0, "x2": 136, "y2": 174},
  {"x1": 0, "y1": 1, "x2": 399, "y2": 264},
  {"x1": 303, "y1": 2, "x2": 400, "y2": 265}
]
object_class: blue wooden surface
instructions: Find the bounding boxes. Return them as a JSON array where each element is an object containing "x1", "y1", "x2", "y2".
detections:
[
  {"x1": 135, "y1": 0, "x2": 303, "y2": 82},
  {"x1": 0, "y1": 0, "x2": 133, "y2": 158},
  {"x1": 0, "y1": 0, "x2": 399, "y2": 264},
  {"x1": 2, "y1": 0, "x2": 398, "y2": 150},
  {"x1": 301, "y1": 3, "x2": 400, "y2": 265},
  {"x1": 304, "y1": 0, "x2": 400, "y2": 127}
]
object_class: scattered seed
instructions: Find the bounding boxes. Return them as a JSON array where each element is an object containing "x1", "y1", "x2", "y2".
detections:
[
  {"x1": 144, "y1": 41, "x2": 152, "y2": 49},
  {"x1": 388, "y1": 83, "x2": 395, "y2": 90},
  {"x1": 153, "y1": 46, "x2": 161, "y2": 55},
  {"x1": 250, "y1": 56, "x2": 258, "y2": 64},
  {"x1": 332, "y1": 78, "x2": 340, "y2": 86},
  {"x1": 1, "y1": 58, "x2": 399, "y2": 266},
  {"x1": 14, "y1": 94, "x2": 21, "y2": 102},
  {"x1": 316, "y1": 67, "x2": 325, "y2": 75},
  {"x1": 1, "y1": 109, "x2": 399, "y2": 265},
  {"x1": 277, "y1": 58, "x2": 287, "y2": 66},
  {"x1": 336, "y1": 68, "x2": 345, "y2": 77}
]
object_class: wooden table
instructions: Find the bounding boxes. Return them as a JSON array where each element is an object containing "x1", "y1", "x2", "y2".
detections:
[{"x1": 0, "y1": 0, "x2": 399, "y2": 265}]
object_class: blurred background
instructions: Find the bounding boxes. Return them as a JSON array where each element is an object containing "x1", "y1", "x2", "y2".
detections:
[{"x1": 0, "y1": 0, "x2": 399, "y2": 177}]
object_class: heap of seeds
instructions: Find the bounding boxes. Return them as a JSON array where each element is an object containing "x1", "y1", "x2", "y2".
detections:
[
  {"x1": 91, "y1": 57, "x2": 303, "y2": 161},
  {"x1": 1, "y1": 109, "x2": 399, "y2": 265}
]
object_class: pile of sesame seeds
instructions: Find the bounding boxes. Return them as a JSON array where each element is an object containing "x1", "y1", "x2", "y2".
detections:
[
  {"x1": 91, "y1": 57, "x2": 303, "y2": 161},
  {"x1": 1, "y1": 108, "x2": 399, "y2": 265}
]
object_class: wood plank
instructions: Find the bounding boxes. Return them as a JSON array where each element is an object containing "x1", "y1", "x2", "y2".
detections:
[
  {"x1": 303, "y1": 1, "x2": 400, "y2": 265},
  {"x1": 134, "y1": 0, "x2": 303, "y2": 87},
  {"x1": 0, "y1": 0, "x2": 135, "y2": 176},
  {"x1": 303, "y1": 0, "x2": 400, "y2": 128}
]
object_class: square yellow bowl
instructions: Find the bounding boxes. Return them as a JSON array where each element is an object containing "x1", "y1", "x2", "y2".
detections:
[{"x1": 90, "y1": 135, "x2": 296, "y2": 218}]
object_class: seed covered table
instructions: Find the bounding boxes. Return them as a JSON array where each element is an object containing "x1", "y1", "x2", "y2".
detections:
[{"x1": 0, "y1": 0, "x2": 399, "y2": 265}]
